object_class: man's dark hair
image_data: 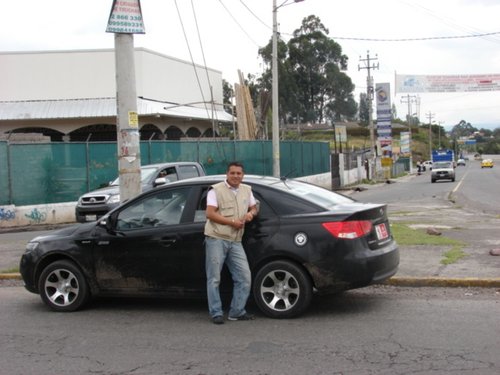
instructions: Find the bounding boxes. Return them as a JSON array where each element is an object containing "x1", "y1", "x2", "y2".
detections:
[{"x1": 227, "y1": 161, "x2": 244, "y2": 171}]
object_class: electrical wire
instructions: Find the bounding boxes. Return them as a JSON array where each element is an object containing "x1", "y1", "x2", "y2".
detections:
[
  {"x1": 173, "y1": 0, "x2": 211, "y2": 122},
  {"x1": 332, "y1": 31, "x2": 500, "y2": 42},
  {"x1": 217, "y1": 0, "x2": 261, "y2": 46}
]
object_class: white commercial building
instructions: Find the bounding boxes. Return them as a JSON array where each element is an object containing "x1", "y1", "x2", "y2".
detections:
[{"x1": 0, "y1": 48, "x2": 233, "y2": 141}]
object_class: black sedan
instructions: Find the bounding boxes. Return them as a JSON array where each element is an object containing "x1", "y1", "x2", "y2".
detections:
[{"x1": 20, "y1": 175, "x2": 399, "y2": 318}]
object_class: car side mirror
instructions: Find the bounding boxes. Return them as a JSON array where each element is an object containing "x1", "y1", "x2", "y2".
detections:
[
  {"x1": 154, "y1": 177, "x2": 170, "y2": 186},
  {"x1": 98, "y1": 214, "x2": 116, "y2": 232}
]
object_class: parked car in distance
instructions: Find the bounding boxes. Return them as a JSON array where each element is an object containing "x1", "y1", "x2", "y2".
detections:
[
  {"x1": 481, "y1": 159, "x2": 494, "y2": 168},
  {"x1": 431, "y1": 161, "x2": 455, "y2": 183},
  {"x1": 75, "y1": 162, "x2": 206, "y2": 223},
  {"x1": 422, "y1": 160, "x2": 433, "y2": 171},
  {"x1": 456, "y1": 158, "x2": 466, "y2": 166},
  {"x1": 21, "y1": 175, "x2": 399, "y2": 319}
]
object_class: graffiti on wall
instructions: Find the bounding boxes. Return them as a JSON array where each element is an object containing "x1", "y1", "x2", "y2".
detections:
[
  {"x1": 0, "y1": 207, "x2": 16, "y2": 221},
  {"x1": 25, "y1": 208, "x2": 47, "y2": 224}
]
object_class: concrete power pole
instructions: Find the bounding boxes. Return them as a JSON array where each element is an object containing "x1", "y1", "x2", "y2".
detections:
[
  {"x1": 107, "y1": 1, "x2": 145, "y2": 203},
  {"x1": 358, "y1": 51, "x2": 379, "y2": 177},
  {"x1": 426, "y1": 111, "x2": 435, "y2": 160},
  {"x1": 358, "y1": 52, "x2": 378, "y2": 156},
  {"x1": 400, "y1": 94, "x2": 417, "y2": 126}
]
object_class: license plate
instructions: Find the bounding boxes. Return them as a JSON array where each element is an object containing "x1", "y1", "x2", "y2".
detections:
[
  {"x1": 85, "y1": 215, "x2": 97, "y2": 221},
  {"x1": 375, "y1": 223, "x2": 389, "y2": 240}
]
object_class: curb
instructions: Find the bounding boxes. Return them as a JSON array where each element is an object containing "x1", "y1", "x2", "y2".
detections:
[
  {"x1": 386, "y1": 276, "x2": 500, "y2": 288},
  {"x1": 0, "y1": 273, "x2": 22, "y2": 280}
]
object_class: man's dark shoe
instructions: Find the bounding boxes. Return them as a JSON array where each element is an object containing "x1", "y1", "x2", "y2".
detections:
[
  {"x1": 212, "y1": 316, "x2": 224, "y2": 325},
  {"x1": 228, "y1": 313, "x2": 255, "y2": 321}
]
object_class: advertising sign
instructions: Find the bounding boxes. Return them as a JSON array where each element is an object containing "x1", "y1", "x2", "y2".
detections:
[
  {"x1": 376, "y1": 82, "x2": 392, "y2": 154},
  {"x1": 106, "y1": 0, "x2": 145, "y2": 34},
  {"x1": 395, "y1": 73, "x2": 500, "y2": 93}
]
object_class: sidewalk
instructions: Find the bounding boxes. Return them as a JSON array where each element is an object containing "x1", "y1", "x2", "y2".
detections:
[{"x1": 1, "y1": 175, "x2": 499, "y2": 288}]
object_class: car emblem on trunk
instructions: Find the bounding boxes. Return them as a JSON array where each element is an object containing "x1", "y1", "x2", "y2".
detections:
[{"x1": 294, "y1": 232, "x2": 308, "y2": 246}]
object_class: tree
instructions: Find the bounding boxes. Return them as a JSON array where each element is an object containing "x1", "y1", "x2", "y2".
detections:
[
  {"x1": 222, "y1": 79, "x2": 234, "y2": 114},
  {"x1": 450, "y1": 120, "x2": 477, "y2": 138},
  {"x1": 358, "y1": 93, "x2": 369, "y2": 125},
  {"x1": 258, "y1": 15, "x2": 356, "y2": 125}
]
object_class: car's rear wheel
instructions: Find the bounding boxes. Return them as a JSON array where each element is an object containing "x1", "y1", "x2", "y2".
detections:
[
  {"x1": 252, "y1": 260, "x2": 312, "y2": 319},
  {"x1": 38, "y1": 260, "x2": 90, "y2": 312}
]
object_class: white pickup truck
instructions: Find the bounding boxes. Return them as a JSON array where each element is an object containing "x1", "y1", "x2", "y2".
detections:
[{"x1": 431, "y1": 161, "x2": 455, "y2": 183}]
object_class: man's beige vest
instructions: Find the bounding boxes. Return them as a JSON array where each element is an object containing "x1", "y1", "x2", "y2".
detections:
[{"x1": 204, "y1": 181, "x2": 252, "y2": 242}]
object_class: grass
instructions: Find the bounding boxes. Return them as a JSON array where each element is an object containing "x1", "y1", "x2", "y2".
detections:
[
  {"x1": 1, "y1": 267, "x2": 19, "y2": 274},
  {"x1": 441, "y1": 246, "x2": 467, "y2": 265},
  {"x1": 391, "y1": 223, "x2": 467, "y2": 265}
]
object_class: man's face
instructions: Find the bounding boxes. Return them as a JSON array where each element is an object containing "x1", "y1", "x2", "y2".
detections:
[{"x1": 226, "y1": 165, "x2": 244, "y2": 188}]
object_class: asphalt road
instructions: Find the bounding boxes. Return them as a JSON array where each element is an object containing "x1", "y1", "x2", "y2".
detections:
[{"x1": 1, "y1": 284, "x2": 499, "y2": 375}]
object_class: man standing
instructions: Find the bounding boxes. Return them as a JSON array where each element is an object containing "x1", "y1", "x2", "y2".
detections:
[{"x1": 204, "y1": 162, "x2": 258, "y2": 324}]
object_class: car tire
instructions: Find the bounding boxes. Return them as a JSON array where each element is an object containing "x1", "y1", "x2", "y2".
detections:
[
  {"x1": 252, "y1": 260, "x2": 312, "y2": 319},
  {"x1": 38, "y1": 260, "x2": 90, "y2": 312},
  {"x1": 431, "y1": 179, "x2": 436, "y2": 183}
]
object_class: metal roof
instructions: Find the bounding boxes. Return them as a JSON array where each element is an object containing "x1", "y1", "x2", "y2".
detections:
[{"x1": 0, "y1": 97, "x2": 234, "y2": 122}]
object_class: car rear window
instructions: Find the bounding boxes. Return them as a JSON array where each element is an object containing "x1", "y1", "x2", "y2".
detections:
[{"x1": 268, "y1": 180, "x2": 354, "y2": 209}]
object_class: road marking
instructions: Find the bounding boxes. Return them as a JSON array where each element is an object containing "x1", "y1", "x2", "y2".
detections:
[{"x1": 452, "y1": 170, "x2": 469, "y2": 193}]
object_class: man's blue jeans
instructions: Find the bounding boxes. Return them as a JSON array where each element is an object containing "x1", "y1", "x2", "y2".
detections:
[{"x1": 205, "y1": 237, "x2": 251, "y2": 318}]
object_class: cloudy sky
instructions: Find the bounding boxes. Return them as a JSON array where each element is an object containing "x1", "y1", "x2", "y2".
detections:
[{"x1": 2, "y1": 0, "x2": 500, "y2": 130}]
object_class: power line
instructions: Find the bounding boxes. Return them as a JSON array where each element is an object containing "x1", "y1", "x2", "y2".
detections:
[
  {"x1": 173, "y1": 0, "x2": 211, "y2": 121},
  {"x1": 217, "y1": 0, "x2": 261, "y2": 46},
  {"x1": 332, "y1": 31, "x2": 500, "y2": 42},
  {"x1": 239, "y1": 0, "x2": 270, "y2": 30}
]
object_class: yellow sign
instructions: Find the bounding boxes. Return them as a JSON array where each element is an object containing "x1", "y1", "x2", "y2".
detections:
[
  {"x1": 381, "y1": 157, "x2": 393, "y2": 167},
  {"x1": 128, "y1": 111, "x2": 139, "y2": 128}
]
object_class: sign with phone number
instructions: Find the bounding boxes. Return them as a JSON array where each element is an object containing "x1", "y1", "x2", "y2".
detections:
[{"x1": 106, "y1": 0, "x2": 145, "y2": 34}]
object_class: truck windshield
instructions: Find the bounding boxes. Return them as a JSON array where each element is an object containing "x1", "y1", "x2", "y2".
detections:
[{"x1": 434, "y1": 162, "x2": 452, "y2": 169}]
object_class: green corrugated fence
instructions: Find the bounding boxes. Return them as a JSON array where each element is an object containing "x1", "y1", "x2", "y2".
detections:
[{"x1": 0, "y1": 140, "x2": 330, "y2": 206}]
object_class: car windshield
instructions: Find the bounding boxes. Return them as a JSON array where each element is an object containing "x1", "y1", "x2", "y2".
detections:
[
  {"x1": 109, "y1": 166, "x2": 162, "y2": 186},
  {"x1": 434, "y1": 162, "x2": 452, "y2": 169},
  {"x1": 271, "y1": 179, "x2": 354, "y2": 209}
]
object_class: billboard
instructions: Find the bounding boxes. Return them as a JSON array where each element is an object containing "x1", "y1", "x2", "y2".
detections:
[
  {"x1": 395, "y1": 74, "x2": 500, "y2": 93},
  {"x1": 376, "y1": 82, "x2": 392, "y2": 153}
]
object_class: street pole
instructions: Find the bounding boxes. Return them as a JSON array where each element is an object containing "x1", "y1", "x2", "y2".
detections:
[
  {"x1": 426, "y1": 111, "x2": 435, "y2": 160},
  {"x1": 272, "y1": 0, "x2": 280, "y2": 178},
  {"x1": 115, "y1": 33, "x2": 141, "y2": 203},
  {"x1": 107, "y1": 0, "x2": 145, "y2": 203},
  {"x1": 271, "y1": 0, "x2": 304, "y2": 178},
  {"x1": 358, "y1": 51, "x2": 379, "y2": 178}
]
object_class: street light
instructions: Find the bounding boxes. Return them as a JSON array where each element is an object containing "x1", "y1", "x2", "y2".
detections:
[{"x1": 272, "y1": 0, "x2": 304, "y2": 178}]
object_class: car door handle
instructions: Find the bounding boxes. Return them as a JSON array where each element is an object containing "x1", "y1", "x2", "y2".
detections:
[
  {"x1": 160, "y1": 239, "x2": 177, "y2": 247},
  {"x1": 252, "y1": 232, "x2": 269, "y2": 238}
]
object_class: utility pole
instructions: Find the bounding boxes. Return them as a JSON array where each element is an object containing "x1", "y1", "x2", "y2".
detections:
[
  {"x1": 358, "y1": 51, "x2": 379, "y2": 157},
  {"x1": 400, "y1": 94, "x2": 417, "y2": 127},
  {"x1": 358, "y1": 51, "x2": 378, "y2": 178},
  {"x1": 271, "y1": 0, "x2": 304, "y2": 178},
  {"x1": 106, "y1": 0, "x2": 145, "y2": 203},
  {"x1": 426, "y1": 111, "x2": 435, "y2": 160},
  {"x1": 272, "y1": 0, "x2": 280, "y2": 178}
]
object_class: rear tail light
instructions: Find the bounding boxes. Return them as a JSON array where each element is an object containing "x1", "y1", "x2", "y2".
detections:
[{"x1": 322, "y1": 220, "x2": 373, "y2": 239}]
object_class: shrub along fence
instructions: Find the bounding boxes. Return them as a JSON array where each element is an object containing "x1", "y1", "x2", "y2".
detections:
[{"x1": 0, "y1": 140, "x2": 330, "y2": 206}]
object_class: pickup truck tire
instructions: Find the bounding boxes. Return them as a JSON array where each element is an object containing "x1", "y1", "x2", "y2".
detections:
[{"x1": 431, "y1": 178, "x2": 436, "y2": 183}]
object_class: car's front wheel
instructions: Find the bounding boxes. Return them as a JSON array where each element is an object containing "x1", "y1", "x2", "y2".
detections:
[
  {"x1": 252, "y1": 260, "x2": 312, "y2": 319},
  {"x1": 38, "y1": 260, "x2": 90, "y2": 312}
]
